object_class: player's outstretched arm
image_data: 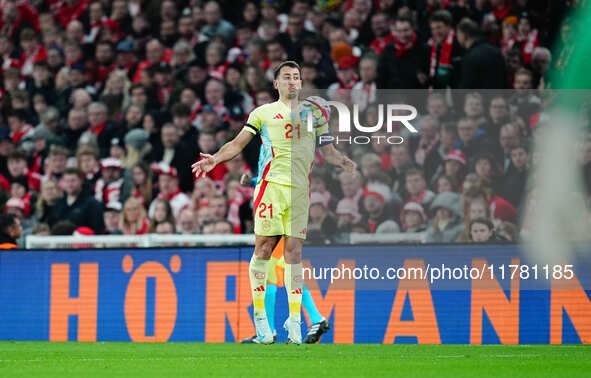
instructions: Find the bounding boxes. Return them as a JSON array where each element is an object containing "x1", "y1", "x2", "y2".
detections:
[
  {"x1": 319, "y1": 143, "x2": 357, "y2": 173},
  {"x1": 192, "y1": 129, "x2": 254, "y2": 178}
]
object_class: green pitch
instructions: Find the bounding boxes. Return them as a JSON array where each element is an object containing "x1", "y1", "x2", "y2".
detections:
[{"x1": 0, "y1": 342, "x2": 589, "y2": 377}]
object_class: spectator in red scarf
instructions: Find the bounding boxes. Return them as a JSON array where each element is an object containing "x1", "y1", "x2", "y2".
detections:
[
  {"x1": 148, "y1": 162, "x2": 190, "y2": 218},
  {"x1": 18, "y1": 28, "x2": 47, "y2": 77},
  {"x1": 427, "y1": 10, "x2": 463, "y2": 89},
  {"x1": 327, "y1": 56, "x2": 359, "y2": 101},
  {"x1": 7, "y1": 109, "x2": 33, "y2": 145},
  {"x1": 378, "y1": 16, "x2": 427, "y2": 89}
]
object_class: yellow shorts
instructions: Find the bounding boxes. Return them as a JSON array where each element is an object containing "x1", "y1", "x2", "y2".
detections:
[{"x1": 253, "y1": 180, "x2": 309, "y2": 239}]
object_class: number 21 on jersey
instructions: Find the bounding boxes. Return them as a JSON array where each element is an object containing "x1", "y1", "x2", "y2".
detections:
[{"x1": 258, "y1": 202, "x2": 273, "y2": 218}]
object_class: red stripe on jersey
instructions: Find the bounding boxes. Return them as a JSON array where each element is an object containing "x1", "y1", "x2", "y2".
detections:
[{"x1": 253, "y1": 179, "x2": 269, "y2": 212}]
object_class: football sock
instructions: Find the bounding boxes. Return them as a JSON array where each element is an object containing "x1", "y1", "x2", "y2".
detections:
[
  {"x1": 249, "y1": 255, "x2": 269, "y2": 318},
  {"x1": 284, "y1": 262, "x2": 303, "y2": 321},
  {"x1": 265, "y1": 284, "x2": 277, "y2": 332},
  {"x1": 302, "y1": 284, "x2": 323, "y2": 324}
]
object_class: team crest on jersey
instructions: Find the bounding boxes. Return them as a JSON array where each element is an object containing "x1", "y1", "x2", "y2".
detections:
[{"x1": 262, "y1": 220, "x2": 271, "y2": 232}]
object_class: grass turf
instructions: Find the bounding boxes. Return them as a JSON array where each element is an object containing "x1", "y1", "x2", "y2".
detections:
[{"x1": 0, "y1": 342, "x2": 589, "y2": 377}]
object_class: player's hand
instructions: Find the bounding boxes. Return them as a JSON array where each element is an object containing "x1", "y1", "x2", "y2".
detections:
[
  {"x1": 239, "y1": 171, "x2": 253, "y2": 186},
  {"x1": 192, "y1": 153, "x2": 217, "y2": 178},
  {"x1": 341, "y1": 156, "x2": 357, "y2": 173}
]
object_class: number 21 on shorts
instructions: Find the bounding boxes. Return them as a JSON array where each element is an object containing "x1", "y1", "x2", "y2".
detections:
[{"x1": 258, "y1": 202, "x2": 274, "y2": 218}]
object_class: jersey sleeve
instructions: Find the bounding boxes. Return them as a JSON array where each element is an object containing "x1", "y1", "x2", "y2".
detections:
[
  {"x1": 243, "y1": 107, "x2": 263, "y2": 135},
  {"x1": 315, "y1": 122, "x2": 333, "y2": 146}
]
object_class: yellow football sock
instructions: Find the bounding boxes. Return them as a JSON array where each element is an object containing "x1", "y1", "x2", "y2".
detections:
[
  {"x1": 249, "y1": 255, "x2": 269, "y2": 318},
  {"x1": 284, "y1": 262, "x2": 303, "y2": 321}
]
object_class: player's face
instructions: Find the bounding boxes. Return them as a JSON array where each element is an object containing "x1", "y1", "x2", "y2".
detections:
[{"x1": 274, "y1": 66, "x2": 301, "y2": 100}]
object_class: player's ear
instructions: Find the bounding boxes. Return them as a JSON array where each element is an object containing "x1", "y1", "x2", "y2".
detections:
[{"x1": 273, "y1": 80, "x2": 278, "y2": 89}]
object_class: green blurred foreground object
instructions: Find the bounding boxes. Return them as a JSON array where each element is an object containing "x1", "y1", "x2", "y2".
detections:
[{"x1": 0, "y1": 342, "x2": 590, "y2": 378}]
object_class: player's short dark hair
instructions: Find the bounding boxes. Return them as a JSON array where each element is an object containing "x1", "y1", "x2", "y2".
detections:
[
  {"x1": 273, "y1": 61, "x2": 302, "y2": 80},
  {"x1": 429, "y1": 10, "x2": 453, "y2": 26},
  {"x1": 457, "y1": 18, "x2": 480, "y2": 39},
  {"x1": 0, "y1": 213, "x2": 18, "y2": 235}
]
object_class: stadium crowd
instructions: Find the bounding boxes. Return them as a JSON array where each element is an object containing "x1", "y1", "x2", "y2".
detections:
[{"x1": 0, "y1": 0, "x2": 589, "y2": 247}]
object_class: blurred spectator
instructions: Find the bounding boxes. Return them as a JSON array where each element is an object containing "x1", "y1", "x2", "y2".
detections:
[
  {"x1": 103, "y1": 201, "x2": 122, "y2": 235},
  {"x1": 121, "y1": 197, "x2": 148, "y2": 235},
  {"x1": 427, "y1": 10, "x2": 463, "y2": 89},
  {"x1": 155, "y1": 219, "x2": 175, "y2": 234},
  {"x1": 35, "y1": 179, "x2": 61, "y2": 225},
  {"x1": 501, "y1": 143, "x2": 530, "y2": 209},
  {"x1": 378, "y1": 16, "x2": 427, "y2": 89},
  {"x1": 400, "y1": 202, "x2": 427, "y2": 233},
  {"x1": 456, "y1": 18, "x2": 507, "y2": 89},
  {"x1": 177, "y1": 208, "x2": 199, "y2": 234},
  {"x1": 0, "y1": 213, "x2": 21, "y2": 249},
  {"x1": 308, "y1": 192, "x2": 338, "y2": 244},
  {"x1": 46, "y1": 168, "x2": 105, "y2": 233},
  {"x1": 404, "y1": 168, "x2": 435, "y2": 207},
  {"x1": 148, "y1": 198, "x2": 175, "y2": 233},
  {"x1": 425, "y1": 192, "x2": 464, "y2": 243},
  {"x1": 361, "y1": 181, "x2": 398, "y2": 233},
  {"x1": 149, "y1": 162, "x2": 190, "y2": 218},
  {"x1": 95, "y1": 157, "x2": 124, "y2": 204},
  {"x1": 469, "y1": 217, "x2": 506, "y2": 243}
]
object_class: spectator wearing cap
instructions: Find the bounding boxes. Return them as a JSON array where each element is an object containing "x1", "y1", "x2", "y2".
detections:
[
  {"x1": 202, "y1": 1, "x2": 236, "y2": 45},
  {"x1": 46, "y1": 167, "x2": 105, "y2": 233},
  {"x1": 94, "y1": 157, "x2": 124, "y2": 204},
  {"x1": 148, "y1": 123, "x2": 194, "y2": 193},
  {"x1": 425, "y1": 192, "x2": 465, "y2": 243},
  {"x1": 0, "y1": 213, "x2": 22, "y2": 249},
  {"x1": 121, "y1": 197, "x2": 148, "y2": 235},
  {"x1": 361, "y1": 181, "x2": 398, "y2": 233},
  {"x1": 7, "y1": 149, "x2": 41, "y2": 192},
  {"x1": 149, "y1": 162, "x2": 190, "y2": 218},
  {"x1": 335, "y1": 198, "x2": 362, "y2": 235},
  {"x1": 456, "y1": 18, "x2": 508, "y2": 89},
  {"x1": 44, "y1": 145, "x2": 69, "y2": 182},
  {"x1": 327, "y1": 55, "x2": 359, "y2": 101},
  {"x1": 115, "y1": 40, "x2": 138, "y2": 78},
  {"x1": 427, "y1": 10, "x2": 463, "y2": 89},
  {"x1": 122, "y1": 128, "x2": 151, "y2": 169},
  {"x1": 82, "y1": 102, "x2": 124, "y2": 158},
  {"x1": 102, "y1": 201, "x2": 122, "y2": 235},
  {"x1": 400, "y1": 202, "x2": 427, "y2": 233},
  {"x1": 308, "y1": 191, "x2": 338, "y2": 244}
]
